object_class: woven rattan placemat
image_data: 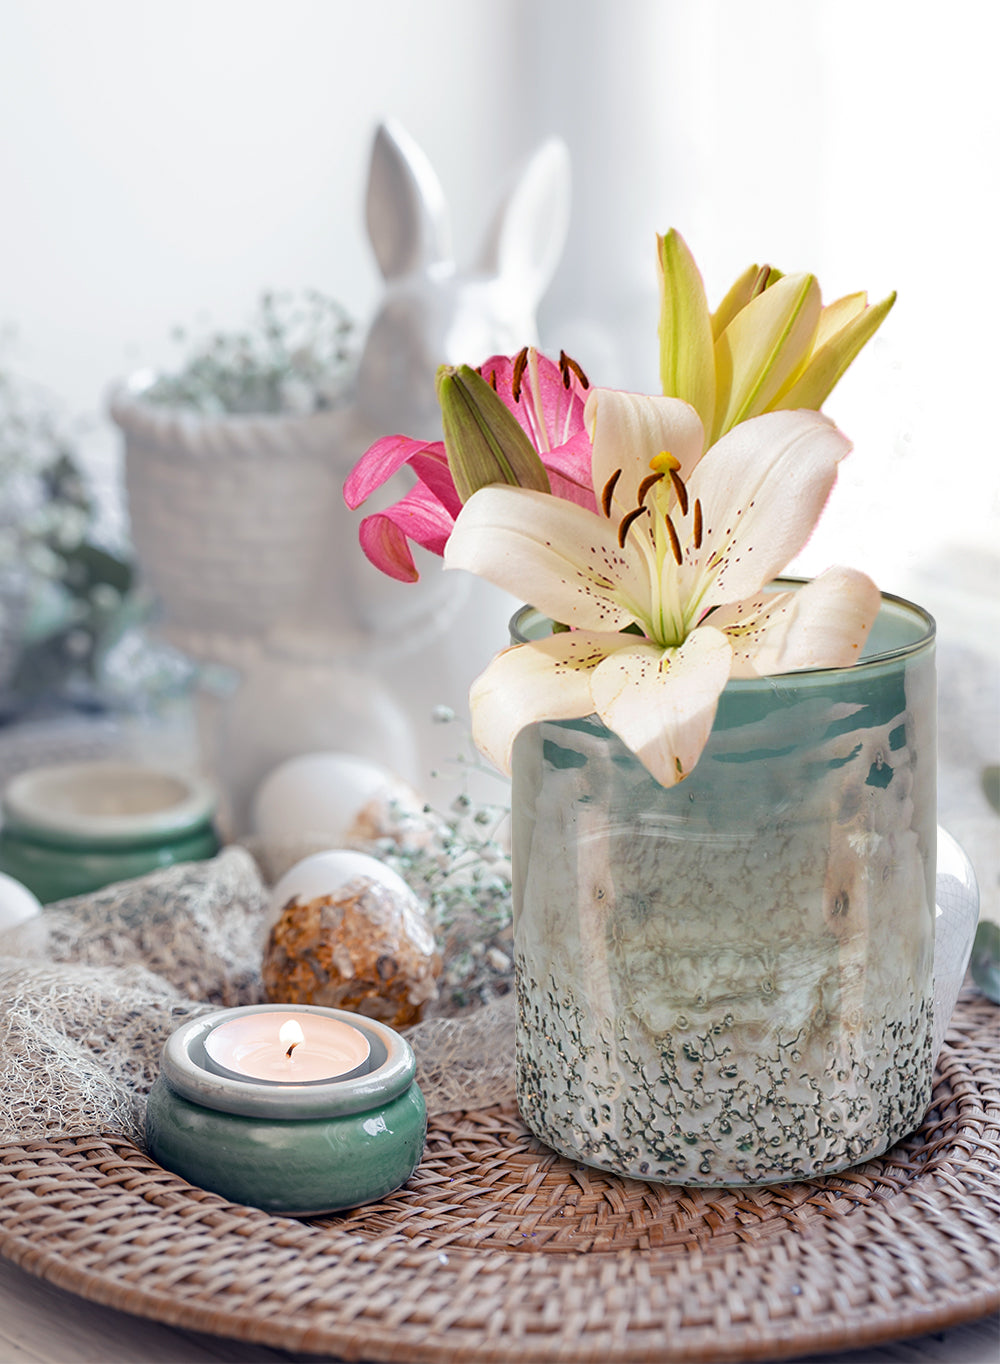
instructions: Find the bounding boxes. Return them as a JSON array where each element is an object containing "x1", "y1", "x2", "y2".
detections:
[{"x1": 0, "y1": 988, "x2": 997, "y2": 1364}]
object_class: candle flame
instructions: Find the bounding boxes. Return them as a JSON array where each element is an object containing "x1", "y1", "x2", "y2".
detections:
[{"x1": 279, "y1": 1018, "x2": 305, "y2": 1059}]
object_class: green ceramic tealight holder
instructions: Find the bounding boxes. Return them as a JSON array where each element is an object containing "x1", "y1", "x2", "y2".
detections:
[
  {"x1": 0, "y1": 761, "x2": 220, "y2": 903},
  {"x1": 145, "y1": 1005, "x2": 427, "y2": 1215}
]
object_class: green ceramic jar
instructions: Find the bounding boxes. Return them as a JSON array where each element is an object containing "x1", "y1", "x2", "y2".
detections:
[
  {"x1": 0, "y1": 761, "x2": 219, "y2": 903},
  {"x1": 145, "y1": 1005, "x2": 427, "y2": 1215}
]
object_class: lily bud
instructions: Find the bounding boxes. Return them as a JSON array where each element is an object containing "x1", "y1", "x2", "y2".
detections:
[{"x1": 436, "y1": 364, "x2": 551, "y2": 503}]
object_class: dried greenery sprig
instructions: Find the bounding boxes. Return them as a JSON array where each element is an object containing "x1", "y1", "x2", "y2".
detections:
[{"x1": 142, "y1": 290, "x2": 356, "y2": 416}]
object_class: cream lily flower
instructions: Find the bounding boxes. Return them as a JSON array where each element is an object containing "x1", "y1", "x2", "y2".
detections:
[
  {"x1": 444, "y1": 391, "x2": 880, "y2": 788},
  {"x1": 658, "y1": 229, "x2": 896, "y2": 447}
]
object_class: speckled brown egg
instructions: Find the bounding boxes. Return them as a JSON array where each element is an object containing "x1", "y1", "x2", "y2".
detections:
[{"x1": 262, "y1": 851, "x2": 440, "y2": 1027}]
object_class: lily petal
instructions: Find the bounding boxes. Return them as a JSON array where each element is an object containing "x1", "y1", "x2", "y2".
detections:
[
  {"x1": 773, "y1": 291, "x2": 896, "y2": 412},
  {"x1": 715, "y1": 568, "x2": 882, "y2": 677},
  {"x1": 712, "y1": 264, "x2": 787, "y2": 341},
  {"x1": 814, "y1": 292, "x2": 869, "y2": 348},
  {"x1": 344, "y1": 434, "x2": 458, "y2": 513},
  {"x1": 712, "y1": 272, "x2": 821, "y2": 442},
  {"x1": 689, "y1": 410, "x2": 851, "y2": 611},
  {"x1": 358, "y1": 484, "x2": 456, "y2": 582},
  {"x1": 478, "y1": 350, "x2": 589, "y2": 455},
  {"x1": 444, "y1": 484, "x2": 648, "y2": 630},
  {"x1": 469, "y1": 629, "x2": 634, "y2": 775},
  {"x1": 657, "y1": 229, "x2": 717, "y2": 436},
  {"x1": 590, "y1": 626, "x2": 732, "y2": 787},
  {"x1": 586, "y1": 388, "x2": 705, "y2": 531},
  {"x1": 543, "y1": 433, "x2": 599, "y2": 510},
  {"x1": 711, "y1": 262, "x2": 764, "y2": 339}
]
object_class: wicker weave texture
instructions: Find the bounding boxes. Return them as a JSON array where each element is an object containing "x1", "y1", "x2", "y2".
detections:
[{"x1": 0, "y1": 989, "x2": 997, "y2": 1364}]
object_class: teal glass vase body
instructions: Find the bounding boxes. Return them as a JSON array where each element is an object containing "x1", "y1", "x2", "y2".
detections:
[{"x1": 511, "y1": 589, "x2": 938, "y2": 1185}]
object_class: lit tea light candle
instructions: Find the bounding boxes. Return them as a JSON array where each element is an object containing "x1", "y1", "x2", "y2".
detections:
[
  {"x1": 147, "y1": 1004, "x2": 427, "y2": 1214},
  {"x1": 203, "y1": 1011, "x2": 370, "y2": 1083}
]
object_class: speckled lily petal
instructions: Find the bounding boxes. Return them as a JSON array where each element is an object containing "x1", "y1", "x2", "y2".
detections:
[
  {"x1": 590, "y1": 626, "x2": 732, "y2": 787},
  {"x1": 469, "y1": 630, "x2": 636, "y2": 775},
  {"x1": 715, "y1": 567, "x2": 882, "y2": 678},
  {"x1": 444, "y1": 485, "x2": 648, "y2": 631},
  {"x1": 688, "y1": 410, "x2": 851, "y2": 611}
]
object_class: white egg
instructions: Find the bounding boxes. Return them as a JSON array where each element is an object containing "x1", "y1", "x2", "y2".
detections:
[
  {"x1": 268, "y1": 849, "x2": 415, "y2": 922},
  {"x1": 0, "y1": 871, "x2": 42, "y2": 931},
  {"x1": 252, "y1": 752, "x2": 423, "y2": 848}
]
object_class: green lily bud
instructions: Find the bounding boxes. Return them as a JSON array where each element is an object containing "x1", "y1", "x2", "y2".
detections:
[{"x1": 436, "y1": 364, "x2": 551, "y2": 503}]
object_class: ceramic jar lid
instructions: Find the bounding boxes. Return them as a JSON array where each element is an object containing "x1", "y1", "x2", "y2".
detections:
[{"x1": 1, "y1": 761, "x2": 217, "y2": 845}]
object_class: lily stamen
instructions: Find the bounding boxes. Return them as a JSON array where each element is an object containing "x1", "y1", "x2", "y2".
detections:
[
  {"x1": 750, "y1": 263, "x2": 774, "y2": 300},
  {"x1": 559, "y1": 350, "x2": 590, "y2": 391},
  {"x1": 693, "y1": 498, "x2": 703, "y2": 549},
  {"x1": 511, "y1": 347, "x2": 530, "y2": 402},
  {"x1": 618, "y1": 505, "x2": 648, "y2": 548},
  {"x1": 664, "y1": 513, "x2": 683, "y2": 566},
  {"x1": 601, "y1": 468, "x2": 622, "y2": 518},
  {"x1": 668, "y1": 468, "x2": 689, "y2": 517},
  {"x1": 636, "y1": 473, "x2": 662, "y2": 506}
]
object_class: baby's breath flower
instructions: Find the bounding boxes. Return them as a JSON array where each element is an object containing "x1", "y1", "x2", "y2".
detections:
[{"x1": 373, "y1": 788, "x2": 513, "y2": 1015}]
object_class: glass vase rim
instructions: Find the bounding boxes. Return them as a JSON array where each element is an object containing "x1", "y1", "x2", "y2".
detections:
[{"x1": 508, "y1": 577, "x2": 935, "y2": 682}]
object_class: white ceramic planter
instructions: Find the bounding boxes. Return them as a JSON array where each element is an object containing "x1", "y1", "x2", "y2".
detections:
[
  {"x1": 111, "y1": 379, "x2": 366, "y2": 646},
  {"x1": 110, "y1": 379, "x2": 515, "y2": 830}
]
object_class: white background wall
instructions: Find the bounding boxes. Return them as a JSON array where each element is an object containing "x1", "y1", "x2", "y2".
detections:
[{"x1": 1, "y1": 0, "x2": 997, "y2": 646}]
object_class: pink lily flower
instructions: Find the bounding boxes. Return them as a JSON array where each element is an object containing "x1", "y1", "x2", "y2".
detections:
[{"x1": 344, "y1": 348, "x2": 595, "y2": 582}]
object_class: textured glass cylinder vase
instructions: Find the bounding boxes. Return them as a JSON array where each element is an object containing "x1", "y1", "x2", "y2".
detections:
[{"x1": 511, "y1": 587, "x2": 937, "y2": 1185}]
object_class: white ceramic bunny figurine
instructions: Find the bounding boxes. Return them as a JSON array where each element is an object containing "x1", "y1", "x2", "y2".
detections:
[
  {"x1": 344, "y1": 119, "x2": 571, "y2": 636},
  {"x1": 355, "y1": 119, "x2": 570, "y2": 440},
  {"x1": 113, "y1": 121, "x2": 572, "y2": 831}
]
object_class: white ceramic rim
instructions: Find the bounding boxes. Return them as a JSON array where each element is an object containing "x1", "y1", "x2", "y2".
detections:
[
  {"x1": 107, "y1": 371, "x2": 354, "y2": 456},
  {"x1": 162, "y1": 1005, "x2": 417, "y2": 1119},
  {"x1": 1, "y1": 762, "x2": 217, "y2": 841},
  {"x1": 202, "y1": 1012, "x2": 372, "y2": 1086}
]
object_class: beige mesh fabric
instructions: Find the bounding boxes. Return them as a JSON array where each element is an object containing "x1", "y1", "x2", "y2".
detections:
[
  {"x1": 0, "y1": 961, "x2": 214, "y2": 1143},
  {"x1": 404, "y1": 995, "x2": 516, "y2": 1116},
  {"x1": 0, "y1": 846, "x2": 516, "y2": 1147}
]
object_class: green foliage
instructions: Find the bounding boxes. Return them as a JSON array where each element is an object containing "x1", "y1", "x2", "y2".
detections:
[{"x1": 0, "y1": 361, "x2": 134, "y2": 708}]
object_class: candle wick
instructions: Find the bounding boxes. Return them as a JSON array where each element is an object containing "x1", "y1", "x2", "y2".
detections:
[{"x1": 285, "y1": 1042, "x2": 298, "y2": 1060}]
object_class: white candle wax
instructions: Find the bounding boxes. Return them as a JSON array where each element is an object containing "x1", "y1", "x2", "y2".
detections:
[{"x1": 203, "y1": 1012, "x2": 370, "y2": 1083}]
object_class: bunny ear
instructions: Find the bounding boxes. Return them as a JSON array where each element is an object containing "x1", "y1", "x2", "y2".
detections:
[
  {"x1": 366, "y1": 120, "x2": 452, "y2": 279},
  {"x1": 476, "y1": 138, "x2": 571, "y2": 303}
]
